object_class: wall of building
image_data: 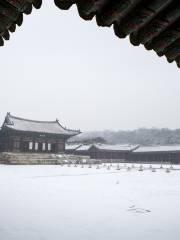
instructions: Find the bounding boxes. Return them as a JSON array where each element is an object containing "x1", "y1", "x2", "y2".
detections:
[
  {"x1": 0, "y1": 130, "x2": 66, "y2": 153},
  {"x1": 89, "y1": 150, "x2": 129, "y2": 160},
  {"x1": 130, "y1": 152, "x2": 180, "y2": 164},
  {"x1": 73, "y1": 146, "x2": 180, "y2": 164}
]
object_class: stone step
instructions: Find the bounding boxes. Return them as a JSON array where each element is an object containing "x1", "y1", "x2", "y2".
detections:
[
  {"x1": 0, "y1": 152, "x2": 62, "y2": 165},
  {"x1": 5, "y1": 160, "x2": 59, "y2": 165},
  {"x1": 0, "y1": 152, "x2": 93, "y2": 164},
  {"x1": 4, "y1": 156, "x2": 59, "y2": 160},
  {"x1": 2, "y1": 153, "x2": 58, "y2": 157}
]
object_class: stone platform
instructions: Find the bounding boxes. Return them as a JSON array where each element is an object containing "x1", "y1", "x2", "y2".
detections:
[
  {"x1": 0, "y1": 152, "x2": 101, "y2": 165},
  {"x1": 0, "y1": 152, "x2": 60, "y2": 165}
]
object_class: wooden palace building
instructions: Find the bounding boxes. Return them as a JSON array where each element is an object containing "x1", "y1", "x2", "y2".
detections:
[
  {"x1": 0, "y1": 113, "x2": 80, "y2": 153},
  {"x1": 130, "y1": 146, "x2": 180, "y2": 164}
]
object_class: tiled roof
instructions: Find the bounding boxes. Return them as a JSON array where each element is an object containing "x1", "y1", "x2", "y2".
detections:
[
  {"x1": 65, "y1": 143, "x2": 82, "y2": 150},
  {"x1": 2, "y1": 113, "x2": 80, "y2": 136},
  {"x1": 75, "y1": 144, "x2": 92, "y2": 151},
  {"x1": 0, "y1": 0, "x2": 42, "y2": 46},
  {"x1": 54, "y1": 0, "x2": 180, "y2": 68},
  {"x1": 133, "y1": 145, "x2": 180, "y2": 153},
  {"x1": 94, "y1": 144, "x2": 139, "y2": 151},
  {"x1": 75, "y1": 144, "x2": 138, "y2": 152},
  {"x1": 0, "y1": 0, "x2": 180, "y2": 67}
]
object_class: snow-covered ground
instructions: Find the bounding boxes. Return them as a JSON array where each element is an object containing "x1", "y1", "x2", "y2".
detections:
[{"x1": 0, "y1": 163, "x2": 180, "y2": 240}]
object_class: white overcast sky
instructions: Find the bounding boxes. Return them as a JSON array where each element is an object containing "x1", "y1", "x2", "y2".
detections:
[{"x1": 0, "y1": 1, "x2": 180, "y2": 131}]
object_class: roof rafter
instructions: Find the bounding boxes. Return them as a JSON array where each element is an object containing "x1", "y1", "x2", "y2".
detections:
[
  {"x1": 0, "y1": 0, "x2": 42, "y2": 45},
  {"x1": 54, "y1": 0, "x2": 180, "y2": 68},
  {"x1": 0, "y1": 0, "x2": 180, "y2": 68}
]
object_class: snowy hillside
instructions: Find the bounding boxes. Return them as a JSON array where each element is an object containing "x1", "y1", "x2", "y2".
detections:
[{"x1": 72, "y1": 128, "x2": 180, "y2": 145}]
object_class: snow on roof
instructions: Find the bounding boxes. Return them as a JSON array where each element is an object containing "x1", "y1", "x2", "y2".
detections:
[
  {"x1": 133, "y1": 145, "x2": 180, "y2": 153},
  {"x1": 3, "y1": 113, "x2": 80, "y2": 136},
  {"x1": 76, "y1": 145, "x2": 92, "y2": 151},
  {"x1": 75, "y1": 144, "x2": 139, "y2": 152},
  {"x1": 94, "y1": 144, "x2": 139, "y2": 152},
  {"x1": 65, "y1": 144, "x2": 82, "y2": 150}
]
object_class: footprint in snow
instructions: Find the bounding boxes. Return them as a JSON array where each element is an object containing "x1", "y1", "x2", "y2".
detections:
[{"x1": 127, "y1": 205, "x2": 151, "y2": 214}]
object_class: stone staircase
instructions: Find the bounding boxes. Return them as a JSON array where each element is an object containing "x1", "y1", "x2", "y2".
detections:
[
  {"x1": 0, "y1": 152, "x2": 61, "y2": 165},
  {"x1": 0, "y1": 152, "x2": 100, "y2": 165}
]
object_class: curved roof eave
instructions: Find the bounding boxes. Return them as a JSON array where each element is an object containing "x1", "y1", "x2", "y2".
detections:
[
  {"x1": 0, "y1": 0, "x2": 179, "y2": 67},
  {"x1": 4, "y1": 125, "x2": 80, "y2": 137},
  {"x1": 0, "y1": 0, "x2": 42, "y2": 46},
  {"x1": 54, "y1": 0, "x2": 180, "y2": 68},
  {"x1": 2, "y1": 113, "x2": 81, "y2": 137}
]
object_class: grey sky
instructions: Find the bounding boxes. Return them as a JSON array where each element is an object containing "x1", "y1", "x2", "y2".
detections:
[{"x1": 0, "y1": 1, "x2": 180, "y2": 131}]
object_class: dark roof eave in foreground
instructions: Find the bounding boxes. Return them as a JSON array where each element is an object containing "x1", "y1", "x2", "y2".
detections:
[
  {"x1": 0, "y1": 0, "x2": 42, "y2": 45},
  {"x1": 0, "y1": 0, "x2": 180, "y2": 67},
  {"x1": 54, "y1": 0, "x2": 180, "y2": 68}
]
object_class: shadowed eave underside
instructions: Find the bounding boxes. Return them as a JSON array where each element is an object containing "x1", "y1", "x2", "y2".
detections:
[
  {"x1": 0, "y1": 0, "x2": 42, "y2": 45},
  {"x1": 0, "y1": 0, "x2": 180, "y2": 68},
  {"x1": 54, "y1": 0, "x2": 180, "y2": 68}
]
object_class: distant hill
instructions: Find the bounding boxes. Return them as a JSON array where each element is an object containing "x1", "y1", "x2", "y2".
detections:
[{"x1": 70, "y1": 128, "x2": 180, "y2": 146}]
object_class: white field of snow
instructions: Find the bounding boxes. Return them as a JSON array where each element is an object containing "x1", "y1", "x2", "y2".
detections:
[{"x1": 0, "y1": 164, "x2": 180, "y2": 240}]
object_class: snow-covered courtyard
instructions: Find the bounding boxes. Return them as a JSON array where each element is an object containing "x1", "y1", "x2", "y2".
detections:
[{"x1": 0, "y1": 164, "x2": 180, "y2": 240}]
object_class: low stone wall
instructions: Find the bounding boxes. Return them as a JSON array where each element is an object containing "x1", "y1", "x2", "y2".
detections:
[
  {"x1": 0, "y1": 152, "x2": 60, "y2": 165},
  {"x1": 0, "y1": 152, "x2": 100, "y2": 165}
]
